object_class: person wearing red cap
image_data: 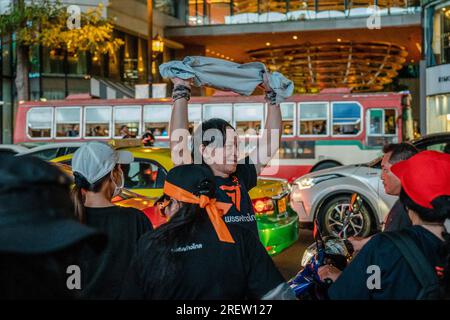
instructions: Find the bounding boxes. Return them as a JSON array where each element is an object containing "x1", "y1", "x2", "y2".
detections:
[
  {"x1": 120, "y1": 164, "x2": 296, "y2": 300},
  {"x1": 318, "y1": 150, "x2": 450, "y2": 300}
]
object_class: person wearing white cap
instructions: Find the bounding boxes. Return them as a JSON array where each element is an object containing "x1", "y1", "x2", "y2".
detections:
[{"x1": 71, "y1": 141, "x2": 153, "y2": 299}]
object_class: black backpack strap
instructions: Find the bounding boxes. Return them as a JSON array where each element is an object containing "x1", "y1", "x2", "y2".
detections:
[{"x1": 380, "y1": 231, "x2": 439, "y2": 299}]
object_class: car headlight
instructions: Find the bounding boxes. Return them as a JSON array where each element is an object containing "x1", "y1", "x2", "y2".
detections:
[{"x1": 296, "y1": 174, "x2": 342, "y2": 190}]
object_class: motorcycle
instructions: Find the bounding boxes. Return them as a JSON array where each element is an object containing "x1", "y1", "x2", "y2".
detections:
[{"x1": 288, "y1": 193, "x2": 364, "y2": 300}]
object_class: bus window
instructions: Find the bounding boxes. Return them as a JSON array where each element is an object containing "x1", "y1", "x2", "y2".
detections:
[
  {"x1": 332, "y1": 102, "x2": 361, "y2": 136},
  {"x1": 368, "y1": 109, "x2": 383, "y2": 135},
  {"x1": 27, "y1": 107, "x2": 53, "y2": 138},
  {"x1": 114, "y1": 106, "x2": 141, "y2": 138},
  {"x1": 203, "y1": 104, "x2": 232, "y2": 123},
  {"x1": 234, "y1": 103, "x2": 263, "y2": 136},
  {"x1": 367, "y1": 108, "x2": 398, "y2": 146},
  {"x1": 55, "y1": 107, "x2": 81, "y2": 138},
  {"x1": 188, "y1": 104, "x2": 202, "y2": 134},
  {"x1": 299, "y1": 103, "x2": 328, "y2": 136},
  {"x1": 143, "y1": 105, "x2": 171, "y2": 137},
  {"x1": 85, "y1": 107, "x2": 111, "y2": 138},
  {"x1": 281, "y1": 103, "x2": 295, "y2": 136}
]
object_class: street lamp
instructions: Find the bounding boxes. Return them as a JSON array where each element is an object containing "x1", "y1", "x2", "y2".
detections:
[
  {"x1": 152, "y1": 35, "x2": 164, "y2": 57},
  {"x1": 147, "y1": 0, "x2": 153, "y2": 97}
]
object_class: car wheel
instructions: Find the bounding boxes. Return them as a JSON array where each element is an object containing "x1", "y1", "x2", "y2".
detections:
[
  {"x1": 318, "y1": 195, "x2": 372, "y2": 238},
  {"x1": 312, "y1": 161, "x2": 340, "y2": 172}
]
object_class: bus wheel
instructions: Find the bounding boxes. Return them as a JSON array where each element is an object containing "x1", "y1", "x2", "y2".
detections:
[
  {"x1": 311, "y1": 161, "x2": 341, "y2": 172},
  {"x1": 317, "y1": 195, "x2": 372, "y2": 238}
]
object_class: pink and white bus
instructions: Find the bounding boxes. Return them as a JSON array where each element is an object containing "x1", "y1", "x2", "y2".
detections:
[{"x1": 14, "y1": 89, "x2": 412, "y2": 181}]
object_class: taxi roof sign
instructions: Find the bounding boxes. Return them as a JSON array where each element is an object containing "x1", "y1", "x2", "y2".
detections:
[{"x1": 109, "y1": 138, "x2": 142, "y2": 149}]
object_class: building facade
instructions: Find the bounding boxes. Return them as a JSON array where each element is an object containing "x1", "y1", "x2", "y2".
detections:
[
  {"x1": 423, "y1": 0, "x2": 450, "y2": 134},
  {"x1": 0, "y1": 0, "x2": 185, "y2": 143},
  {"x1": 1, "y1": 0, "x2": 425, "y2": 143}
]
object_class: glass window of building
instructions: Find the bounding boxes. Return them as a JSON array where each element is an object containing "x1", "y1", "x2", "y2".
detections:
[
  {"x1": 203, "y1": 104, "x2": 232, "y2": 122},
  {"x1": 188, "y1": 104, "x2": 202, "y2": 133},
  {"x1": 114, "y1": 106, "x2": 141, "y2": 137},
  {"x1": 299, "y1": 103, "x2": 328, "y2": 136},
  {"x1": 154, "y1": 0, "x2": 176, "y2": 17},
  {"x1": 441, "y1": 6, "x2": 450, "y2": 64},
  {"x1": 84, "y1": 107, "x2": 111, "y2": 138},
  {"x1": 332, "y1": 102, "x2": 362, "y2": 136},
  {"x1": 427, "y1": 95, "x2": 450, "y2": 134},
  {"x1": 234, "y1": 103, "x2": 264, "y2": 135},
  {"x1": 55, "y1": 107, "x2": 81, "y2": 138},
  {"x1": 189, "y1": 0, "x2": 206, "y2": 25},
  {"x1": 27, "y1": 107, "x2": 53, "y2": 138},
  {"x1": 281, "y1": 103, "x2": 295, "y2": 136},
  {"x1": 144, "y1": 105, "x2": 171, "y2": 137}
]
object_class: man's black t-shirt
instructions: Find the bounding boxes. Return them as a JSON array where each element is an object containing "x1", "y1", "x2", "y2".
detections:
[
  {"x1": 120, "y1": 218, "x2": 285, "y2": 300},
  {"x1": 80, "y1": 206, "x2": 152, "y2": 299},
  {"x1": 328, "y1": 225, "x2": 445, "y2": 300},
  {"x1": 215, "y1": 157, "x2": 258, "y2": 236},
  {"x1": 383, "y1": 199, "x2": 412, "y2": 232}
]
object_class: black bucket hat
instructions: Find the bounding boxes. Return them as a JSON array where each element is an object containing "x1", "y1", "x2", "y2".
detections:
[
  {"x1": 0, "y1": 154, "x2": 106, "y2": 254},
  {"x1": 155, "y1": 164, "x2": 216, "y2": 206}
]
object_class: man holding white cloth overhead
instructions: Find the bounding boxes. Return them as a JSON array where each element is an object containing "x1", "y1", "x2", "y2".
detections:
[{"x1": 159, "y1": 56, "x2": 294, "y2": 236}]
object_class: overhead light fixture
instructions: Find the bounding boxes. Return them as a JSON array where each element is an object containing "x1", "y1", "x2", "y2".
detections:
[
  {"x1": 266, "y1": 42, "x2": 271, "y2": 46},
  {"x1": 293, "y1": 35, "x2": 298, "y2": 40},
  {"x1": 337, "y1": 38, "x2": 342, "y2": 42}
]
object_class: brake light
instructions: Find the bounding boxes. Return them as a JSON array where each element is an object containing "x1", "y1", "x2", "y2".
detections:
[{"x1": 252, "y1": 197, "x2": 274, "y2": 215}]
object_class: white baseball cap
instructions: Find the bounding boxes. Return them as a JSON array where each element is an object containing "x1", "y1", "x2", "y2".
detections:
[{"x1": 72, "y1": 141, "x2": 133, "y2": 184}]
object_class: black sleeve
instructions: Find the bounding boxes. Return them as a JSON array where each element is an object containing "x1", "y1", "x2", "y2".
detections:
[
  {"x1": 242, "y1": 231, "x2": 285, "y2": 299},
  {"x1": 235, "y1": 156, "x2": 258, "y2": 191}
]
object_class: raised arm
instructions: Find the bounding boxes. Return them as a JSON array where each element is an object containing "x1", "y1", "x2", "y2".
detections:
[
  {"x1": 170, "y1": 78, "x2": 193, "y2": 166},
  {"x1": 252, "y1": 100, "x2": 282, "y2": 175}
]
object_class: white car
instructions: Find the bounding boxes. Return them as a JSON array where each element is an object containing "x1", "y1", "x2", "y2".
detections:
[
  {"x1": 290, "y1": 133, "x2": 450, "y2": 237},
  {"x1": 17, "y1": 142, "x2": 84, "y2": 161},
  {"x1": 0, "y1": 144, "x2": 29, "y2": 155}
]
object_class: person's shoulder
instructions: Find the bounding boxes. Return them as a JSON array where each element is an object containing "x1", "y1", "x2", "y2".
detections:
[
  {"x1": 114, "y1": 206, "x2": 148, "y2": 222},
  {"x1": 367, "y1": 232, "x2": 398, "y2": 248}
]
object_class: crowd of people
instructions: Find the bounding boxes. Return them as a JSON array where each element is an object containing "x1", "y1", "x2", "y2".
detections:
[{"x1": 0, "y1": 76, "x2": 450, "y2": 300}]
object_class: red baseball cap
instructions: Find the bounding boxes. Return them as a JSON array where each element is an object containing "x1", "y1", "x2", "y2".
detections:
[{"x1": 391, "y1": 150, "x2": 450, "y2": 209}]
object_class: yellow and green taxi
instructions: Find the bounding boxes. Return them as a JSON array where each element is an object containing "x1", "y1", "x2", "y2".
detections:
[{"x1": 51, "y1": 145, "x2": 298, "y2": 255}]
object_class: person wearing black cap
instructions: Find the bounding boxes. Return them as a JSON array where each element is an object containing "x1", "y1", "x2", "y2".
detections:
[
  {"x1": 71, "y1": 141, "x2": 153, "y2": 299},
  {"x1": 120, "y1": 164, "x2": 296, "y2": 300},
  {"x1": 0, "y1": 154, "x2": 106, "y2": 299},
  {"x1": 318, "y1": 150, "x2": 450, "y2": 300}
]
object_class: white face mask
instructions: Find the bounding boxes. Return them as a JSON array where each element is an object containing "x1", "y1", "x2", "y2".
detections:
[{"x1": 111, "y1": 169, "x2": 124, "y2": 198}]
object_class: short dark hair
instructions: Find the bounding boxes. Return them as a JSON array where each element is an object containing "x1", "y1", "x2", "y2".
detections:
[
  {"x1": 191, "y1": 118, "x2": 235, "y2": 164},
  {"x1": 382, "y1": 143, "x2": 418, "y2": 164}
]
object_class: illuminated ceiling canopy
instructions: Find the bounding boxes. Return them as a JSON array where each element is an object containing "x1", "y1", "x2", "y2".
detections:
[
  {"x1": 248, "y1": 41, "x2": 408, "y2": 93},
  {"x1": 188, "y1": 0, "x2": 418, "y2": 12}
]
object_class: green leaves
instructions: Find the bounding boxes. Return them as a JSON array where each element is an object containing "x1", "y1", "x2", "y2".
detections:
[{"x1": 0, "y1": 1, "x2": 123, "y2": 57}]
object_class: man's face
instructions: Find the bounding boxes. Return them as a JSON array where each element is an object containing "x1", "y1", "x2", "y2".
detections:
[
  {"x1": 202, "y1": 128, "x2": 238, "y2": 177},
  {"x1": 381, "y1": 152, "x2": 401, "y2": 196}
]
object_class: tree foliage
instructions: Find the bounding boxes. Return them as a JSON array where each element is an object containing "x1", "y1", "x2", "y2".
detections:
[{"x1": 0, "y1": 1, "x2": 123, "y2": 58}]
